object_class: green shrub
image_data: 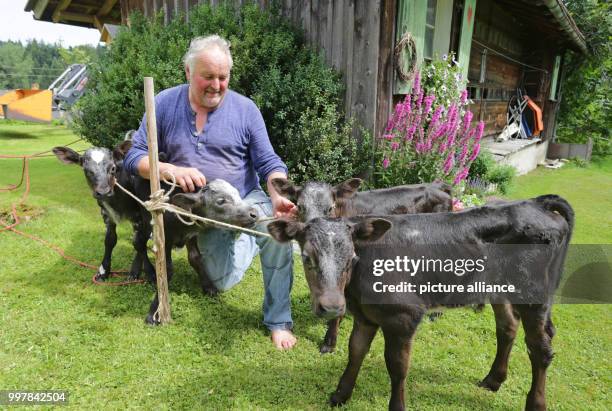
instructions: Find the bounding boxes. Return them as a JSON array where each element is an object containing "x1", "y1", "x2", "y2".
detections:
[
  {"x1": 469, "y1": 150, "x2": 495, "y2": 179},
  {"x1": 569, "y1": 157, "x2": 589, "y2": 168},
  {"x1": 72, "y1": 3, "x2": 370, "y2": 184},
  {"x1": 468, "y1": 150, "x2": 515, "y2": 194},
  {"x1": 486, "y1": 163, "x2": 516, "y2": 194}
]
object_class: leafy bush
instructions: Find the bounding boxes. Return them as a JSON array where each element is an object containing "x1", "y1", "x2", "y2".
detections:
[
  {"x1": 72, "y1": 3, "x2": 369, "y2": 184},
  {"x1": 468, "y1": 150, "x2": 516, "y2": 194},
  {"x1": 421, "y1": 53, "x2": 465, "y2": 110},
  {"x1": 485, "y1": 164, "x2": 515, "y2": 194}
]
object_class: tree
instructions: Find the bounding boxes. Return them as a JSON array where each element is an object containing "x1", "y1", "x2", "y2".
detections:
[
  {"x1": 558, "y1": 0, "x2": 611, "y2": 156},
  {"x1": 0, "y1": 41, "x2": 34, "y2": 89},
  {"x1": 25, "y1": 40, "x2": 65, "y2": 88}
]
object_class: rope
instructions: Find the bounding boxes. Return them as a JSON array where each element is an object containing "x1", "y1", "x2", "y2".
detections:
[
  {"x1": 0, "y1": 137, "x2": 143, "y2": 286},
  {"x1": 394, "y1": 32, "x2": 418, "y2": 83},
  {"x1": 114, "y1": 175, "x2": 273, "y2": 239},
  {"x1": 0, "y1": 213, "x2": 142, "y2": 285}
]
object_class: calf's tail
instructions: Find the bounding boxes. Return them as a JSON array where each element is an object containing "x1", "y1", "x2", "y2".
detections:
[
  {"x1": 535, "y1": 194, "x2": 575, "y2": 296},
  {"x1": 535, "y1": 194, "x2": 575, "y2": 238}
]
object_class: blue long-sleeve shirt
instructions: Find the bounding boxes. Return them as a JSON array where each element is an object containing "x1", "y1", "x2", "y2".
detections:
[{"x1": 123, "y1": 84, "x2": 287, "y2": 198}]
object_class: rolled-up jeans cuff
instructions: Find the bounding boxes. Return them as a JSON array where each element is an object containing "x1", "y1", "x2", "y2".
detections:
[{"x1": 266, "y1": 322, "x2": 293, "y2": 332}]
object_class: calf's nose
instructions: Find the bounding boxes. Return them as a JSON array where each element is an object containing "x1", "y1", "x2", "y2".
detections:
[
  {"x1": 93, "y1": 189, "x2": 112, "y2": 199},
  {"x1": 317, "y1": 293, "x2": 346, "y2": 319}
]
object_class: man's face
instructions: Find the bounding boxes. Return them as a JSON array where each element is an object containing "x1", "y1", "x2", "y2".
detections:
[{"x1": 186, "y1": 48, "x2": 230, "y2": 110}]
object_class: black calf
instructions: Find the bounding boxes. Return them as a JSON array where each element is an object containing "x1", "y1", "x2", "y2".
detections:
[{"x1": 53, "y1": 142, "x2": 155, "y2": 283}]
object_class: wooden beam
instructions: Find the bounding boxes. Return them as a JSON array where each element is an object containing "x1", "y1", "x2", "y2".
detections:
[
  {"x1": 52, "y1": 0, "x2": 72, "y2": 23},
  {"x1": 93, "y1": 15, "x2": 104, "y2": 31},
  {"x1": 32, "y1": 0, "x2": 50, "y2": 19},
  {"x1": 56, "y1": 11, "x2": 95, "y2": 24},
  {"x1": 98, "y1": 0, "x2": 119, "y2": 17}
]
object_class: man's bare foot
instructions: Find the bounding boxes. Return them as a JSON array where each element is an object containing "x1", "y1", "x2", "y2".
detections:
[{"x1": 271, "y1": 329, "x2": 297, "y2": 350}]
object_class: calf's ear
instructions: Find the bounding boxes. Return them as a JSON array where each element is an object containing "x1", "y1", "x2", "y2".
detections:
[
  {"x1": 352, "y1": 218, "x2": 391, "y2": 242},
  {"x1": 267, "y1": 220, "x2": 304, "y2": 243},
  {"x1": 113, "y1": 140, "x2": 132, "y2": 162},
  {"x1": 333, "y1": 178, "x2": 362, "y2": 199},
  {"x1": 171, "y1": 192, "x2": 199, "y2": 210},
  {"x1": 270, "y1": 178, "x2": 300, "y2": 202},
  {"x1": 53, "y1": 146, "x2": 82, "y2": 165}
]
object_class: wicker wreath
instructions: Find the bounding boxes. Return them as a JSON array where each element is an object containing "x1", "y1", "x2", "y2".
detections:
[{"x1": 394, "y1": 32, "x2": 417, "y2": 83}]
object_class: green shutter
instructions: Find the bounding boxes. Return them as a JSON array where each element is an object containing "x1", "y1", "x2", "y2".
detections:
[
  {"x1": 457, "y1": 0, "x2": 477, "y2": 84},
  {"x1": 394, "y1": 0, "x2": 427, "y2": 94},
  {"x1": 433, "y1": 0, "x2": 453, "y2": 59},
  {"x1": 549, "y1": 55, "x2": 561, "y2": 101}
]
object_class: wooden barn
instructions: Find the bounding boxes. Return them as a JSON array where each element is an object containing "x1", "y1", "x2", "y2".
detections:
[{"x1": 26, "y1": 0, "x2": 587, "y2": 173}]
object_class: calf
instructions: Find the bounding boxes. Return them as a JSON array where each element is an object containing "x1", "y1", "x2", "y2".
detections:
[
  {"x1": 53, "y1": 142, "x2": 155, "y2": 283},
  {"x1": 134, "y1": 178, "x2": 258, "y2": 324},
  {"x1": 271, "y1": 178, "x2": 452, "y2": 222},
  {"x1": 268, "y1": 195, "x2": 574, "y2": 411},
  {"x1": 271, "y1": 177, "x2": 453, "y2": 352}
]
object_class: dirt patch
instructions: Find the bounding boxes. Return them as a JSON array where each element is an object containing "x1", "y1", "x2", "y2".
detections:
[{"x1": 0, "y1": 204, "x2": 45, "y2": 225}]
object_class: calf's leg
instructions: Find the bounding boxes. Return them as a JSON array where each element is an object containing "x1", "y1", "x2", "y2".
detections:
[
  {"x1": 97, "y1": 220, "x2": 117, "y2": 281},
  {"x1": 330, "y1": 320, "x2": 378, "y2": 406},
  {"x1": 517, "y1": 305, "x2": 554, "y2": 411},
  {"x1": 479, "y1": 303, "x2": 520, "y2": 391},
  {"x1": 321, "y1": 316, "x2": 343, "y2": 354},
  {"x1": 382, "y1": 326, "x2": 418, "y2": 411},
  {"x1": 131, "y1": 220, "x2": 155, "y2": 283},
  {"x1": 127, "y1": 221, "x2": 145, "y2": 281},
  {"x1": 186, "y1": 237, "x2": 219, "y2": 296}
]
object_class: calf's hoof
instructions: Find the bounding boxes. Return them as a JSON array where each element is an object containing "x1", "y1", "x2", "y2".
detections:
[
  {"x1": 478, "y1": 375, "x2": 503, "y2": 392},
  {"x1": 319, "y1": 342, "x2": 336, "y2": 354},
  {"x1": 202, "y1": 285, "x2": 219, "y2": 297},
  {"x1": 525, "y1": 395, "x2": 546, "y2": 411},
  {"x1": 94, "y1": 273, "x2": 109, "y2": 281},
  {"x1": 145, "y1": 314, "x2": 160, "y2": 326},
  {"x1": 428, "y1": 311, "x2": 443, "y2": 321},
  {"x1": 329, "y1": 391, "x2": 350, "y2": 407},
  {"x1": 126, "y1": 272, "x2": 140, "y2": 281}
]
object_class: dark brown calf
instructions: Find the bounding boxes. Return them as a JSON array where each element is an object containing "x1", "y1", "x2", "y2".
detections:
[{"x1": 268, "y1": 195, "x2": 574, "y2": 410}]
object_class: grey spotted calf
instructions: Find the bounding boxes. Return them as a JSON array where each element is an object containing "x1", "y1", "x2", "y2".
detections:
[
  {"x1": 271, "y1": 177, "x2": 453, "y2": 352},
  {"x1": 133, "y1": 178, "x2": 259, "y2": 324}
]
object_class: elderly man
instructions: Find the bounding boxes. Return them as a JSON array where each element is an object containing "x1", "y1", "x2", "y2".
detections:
[{"x1": 124, "y1": 35, "x2": 297, "y2": 350}]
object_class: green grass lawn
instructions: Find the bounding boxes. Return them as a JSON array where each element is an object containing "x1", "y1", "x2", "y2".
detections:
[{"x1": 0, "y1": 123, "x2": 610, "y2": 410}]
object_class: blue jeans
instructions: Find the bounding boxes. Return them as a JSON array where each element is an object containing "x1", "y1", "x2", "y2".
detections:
[{"x1": 196, "y1": 189, "x2": 294, "y2": 331}]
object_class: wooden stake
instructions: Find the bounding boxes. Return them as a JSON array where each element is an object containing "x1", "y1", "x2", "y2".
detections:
[{"x1": 144, "y1": 77, "x2": 171, "y2": 324}]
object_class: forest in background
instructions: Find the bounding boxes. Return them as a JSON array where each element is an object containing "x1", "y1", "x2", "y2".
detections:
[{"x1": 0, "y1": 40, "x2": 104, "y2": 90}]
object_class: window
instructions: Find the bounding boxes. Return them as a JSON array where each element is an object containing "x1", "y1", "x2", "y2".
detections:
[{"x1": 424, "y1": 0, "x2": 437, "y2": 60}]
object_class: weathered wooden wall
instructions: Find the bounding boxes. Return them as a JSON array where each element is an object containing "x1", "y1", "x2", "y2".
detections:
[
  {"x1": 467, "y1": 0, "x2": 562, "y2": 140},
  {"x1": 119, "y1": 0, "x2": 389, "y2": 140}
]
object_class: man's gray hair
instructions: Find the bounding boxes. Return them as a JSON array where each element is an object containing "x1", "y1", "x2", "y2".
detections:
[{"x1": 183, "y1": 35, "x2": 233, "y2": 72}]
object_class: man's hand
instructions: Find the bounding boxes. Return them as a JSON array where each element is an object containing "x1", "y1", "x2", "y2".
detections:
[
  {"x1": 162, "y1": 164, "x2": 206, "y2": 193},
  {"x1": 271, "y1": 195, "x2": 297, "y2": 219},
  {"x1": 267, "y1": 171, "x2": 297, "y2": 219}
]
